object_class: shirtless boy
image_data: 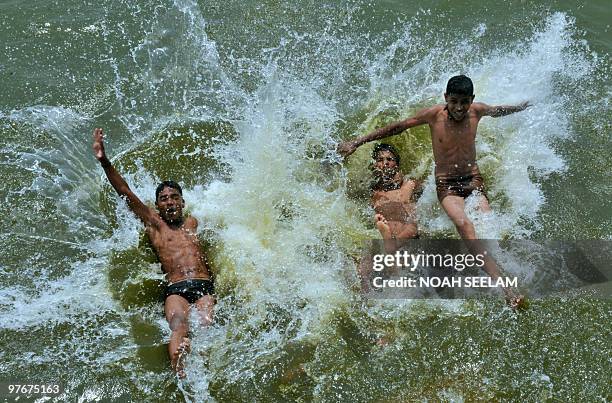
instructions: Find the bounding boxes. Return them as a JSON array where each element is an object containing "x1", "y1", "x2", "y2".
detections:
[
  {"x1": 370, "y1": 143, "x2": 420, "y2": 242},
  {"x1": 92, "y1": 128, "x2": 214, "y2": 377},
  {"x1": 358, "y1": 143, "x2": 421, "y2": 292},
  {"x1": 340, "y1": 75, "x2": 529, "y2": 307}
]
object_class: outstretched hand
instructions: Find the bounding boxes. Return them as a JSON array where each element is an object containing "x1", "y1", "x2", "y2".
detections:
[
  {"x1": 92, "y1": 128, "x2": 107, "y2": 161},
  {"x1": 519, "y1": 101, "x2": 532, "y2": 110}
]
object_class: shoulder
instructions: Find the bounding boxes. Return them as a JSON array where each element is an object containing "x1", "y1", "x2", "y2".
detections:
[
  {"x1": 185, "y1": 216, "x2": 198, "y2": 227},
  {"x1": 145, "y1": 215, "x2": 165, "y2": 235},
  {"x1": 145, "y1": 210, "x2": 164, "y2": 227},
  {"x1": 412, "y1": 104, "x2": 446, "y2": 124},
  {"x1": 403, "y1": 177, "x2": 424, "y2": 200},
  {"x1": 401, "y1": 177, "x2": 418, "y2": 191},
  {"x1": 402, "y1": 176, "x2": 416, "y2": 185},
  {"x1": 415, "y1": 105, "x2": 444, "y2": 120},
  {"x1": 404, "y1": 176, "x2": 424, "y2": 190},
  {"x1": 470, "y1": 102, "x2": 490, "y2": 116}
]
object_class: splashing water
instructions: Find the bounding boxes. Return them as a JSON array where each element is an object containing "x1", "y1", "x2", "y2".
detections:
[{"x1": 0, "y1": 0, "x2": 609, "y2": 400}]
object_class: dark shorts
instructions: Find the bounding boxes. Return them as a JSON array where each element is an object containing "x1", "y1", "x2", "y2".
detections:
[
  {"x1": 435, "y1": 173, "x2": 488, "y2": 202},
  {"x1": 164, "y1": 279, "x2": 215, "y2": 304}
]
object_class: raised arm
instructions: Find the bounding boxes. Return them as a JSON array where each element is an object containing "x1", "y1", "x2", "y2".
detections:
[
  {"x1": 337, "y1": 108, "x2": 431, "y2": 158},
  {"x1": 92, "y1": 128, "x2": 159, "y2": 227},
  {"x1": 477, "y1": 101, "x2": 531, "y2": 118}
]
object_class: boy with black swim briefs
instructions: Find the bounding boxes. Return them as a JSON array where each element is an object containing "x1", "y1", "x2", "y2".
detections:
[
  {"x1": 339, "y1": 75, "x2": 530, "y2": 308},
  {"x1": 93, "y1": 128, "x2": 214, "y2": 377}
]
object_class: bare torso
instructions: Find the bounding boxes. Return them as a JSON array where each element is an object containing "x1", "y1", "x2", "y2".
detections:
[
  {"x1": 427, "y1": 105, "x2": 483, "y2": 178},
  {"x1": 371, "y1": 178, "x2": 418, "y2": 237},
  {"x1": 146, "y1": 216, "x2": 212, "y2": 284}
]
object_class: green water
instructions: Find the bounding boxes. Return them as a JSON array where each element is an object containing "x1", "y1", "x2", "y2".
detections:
[{"x1": 0, "y1": 0, "x2": 610, "y2": 401}]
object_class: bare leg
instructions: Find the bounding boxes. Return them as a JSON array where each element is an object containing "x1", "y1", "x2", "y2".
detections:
[
  {"x1": 165, "y1": 295, "x2": 191, "y2": 378},
  {"x1": 476, "y1": 194, "x2": 492, "y2": 213},
  {"x1": 194, "y1": 295, "x2": 215, "y2": 327},
  {"x1": 441, "y1": 196, "x2": 501, "y2": 276},
  {"x1": 441, "y1": 196, "x2": 524, "y2": 308},
  {"x1": 441, "y1": 196, "x2": 477, "y2": 239},
  {"x1": 474, "y1": 195, "x2": 525, "y2": 308},
  {"x1": 395, "y1": 223, "x2": 419, "y2": 239}
]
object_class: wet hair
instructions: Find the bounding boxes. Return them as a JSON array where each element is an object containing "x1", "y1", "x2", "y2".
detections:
[
  {"x1": 372, "y1": 143, "x2": 400, "y2": 166},
  {"x1": 155, "y1": 180, "x2": 183, "y2": 201},
  {"x1": 446, "y1": 75, "x2": 474, "y2": 96}
]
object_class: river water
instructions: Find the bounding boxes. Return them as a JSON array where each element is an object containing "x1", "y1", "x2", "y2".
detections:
[{"x1": 0, "y1": 0, "x2": 610, "y2": 401}]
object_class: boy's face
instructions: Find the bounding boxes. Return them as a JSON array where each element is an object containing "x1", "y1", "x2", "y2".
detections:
[
  {"x1": 444, "y1": 93, "x2": 475, "y2": 121},
  {"x1": 374, "y1": 150, "x2": 398, "y2": 171},
  {"x1": 155, "y1": 186, "x2": 185, "y2": 223},
  {"x1": 373, "y1": 150, "x2": 400, "y2": 181}
]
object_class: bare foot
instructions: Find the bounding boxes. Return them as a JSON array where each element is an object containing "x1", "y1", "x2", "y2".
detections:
[
  {"x1": 173, "y1": 337, "x2": 191, "y2": 378},
  {"x1": 504, "y1": 289, "x2": 528, "y2": 310},
  {"x1": 374, "y1": 214, "x2": 393, "y2": 239},
  {"x1": 375, "y1": 335, "x2": 391, "y2": 347}
]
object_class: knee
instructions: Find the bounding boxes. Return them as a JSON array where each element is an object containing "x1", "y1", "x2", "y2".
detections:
[
  {"x1": 198, "y1": 311, "x2": 213, "y2": 327},
  {"x1": 168, "y1": 312, "x2": 188, "y2": 331},
  {"x1": 452, "y1": 216, "x2": 473, "y2": 231}
]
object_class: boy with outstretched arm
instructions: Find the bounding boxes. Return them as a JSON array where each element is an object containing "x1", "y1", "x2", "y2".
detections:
[
  {"x1": 339, "y1": 75, "x2": 530, "y2": 307},
  {"x1": 93, "y1": 128, "x2": 215, "y2": 377}
]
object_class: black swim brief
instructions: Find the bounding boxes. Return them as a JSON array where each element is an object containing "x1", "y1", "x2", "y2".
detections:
[
  {"x1": 435, "y1": 173, "x2": 488, "y2": 202},
  {"x1": 164, "y1": 279, "x2": 215, "y2": 304}
]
